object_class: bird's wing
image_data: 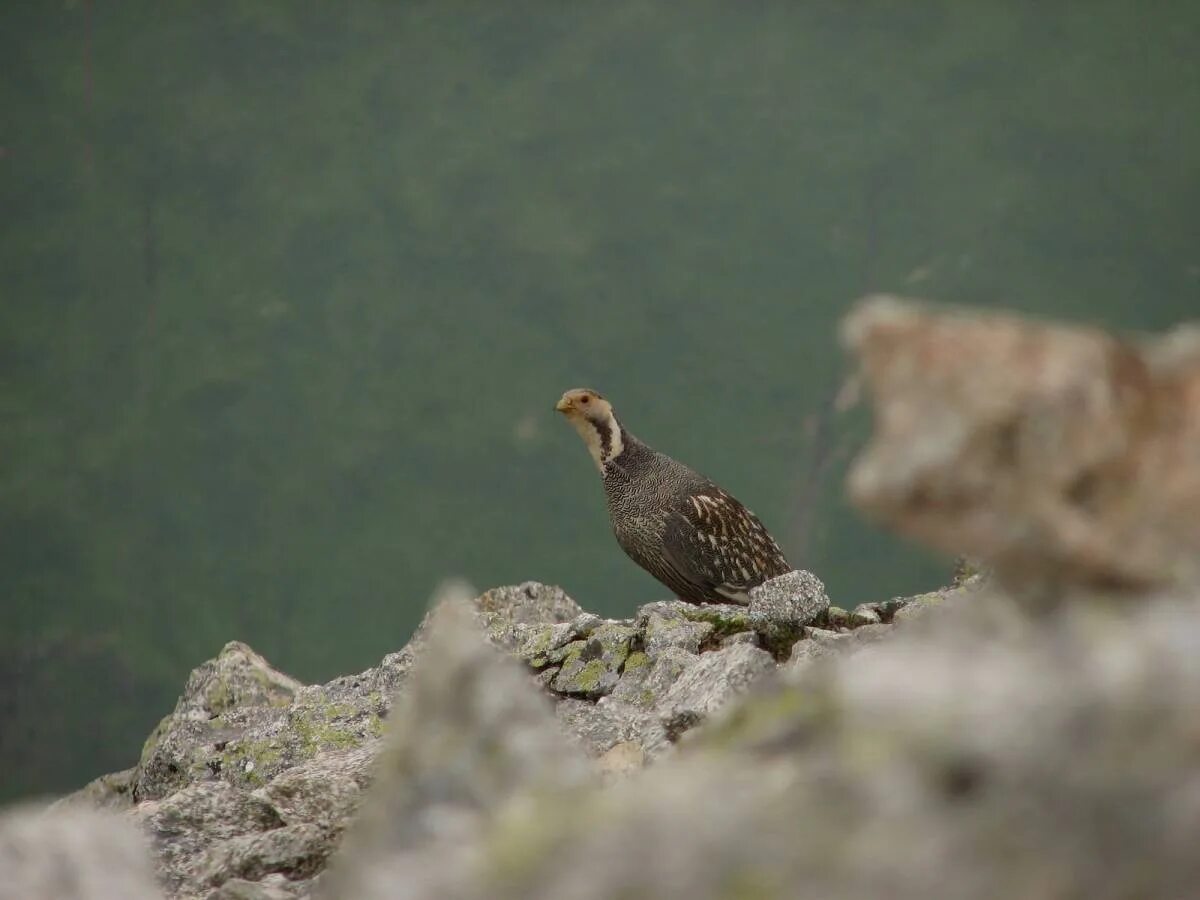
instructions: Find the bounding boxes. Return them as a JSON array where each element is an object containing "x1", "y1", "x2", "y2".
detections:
[
  {"x1": 662, "y1": 486, "x2": 790, "y2": 604},
  {"x1": 659, "y1": 521, "x2": 726, "y2": 603}
]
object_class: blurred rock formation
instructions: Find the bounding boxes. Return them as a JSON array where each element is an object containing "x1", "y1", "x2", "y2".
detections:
[{"x1": 842, "y1": 295, "x2": 1200, "y2": 593}]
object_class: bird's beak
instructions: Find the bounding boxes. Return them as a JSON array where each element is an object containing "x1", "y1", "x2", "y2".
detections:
[{"x1": 555, "y1": 395, "x2": 572, "y2": 413}]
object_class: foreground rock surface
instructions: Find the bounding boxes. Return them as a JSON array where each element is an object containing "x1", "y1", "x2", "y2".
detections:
[
  {"x1": 316, "y1": 580, "x2": 1200, "y2": 900},
  {"x1": 56, "y1": 572, "x2": 844, "y2": 898},
  {"x1": 0, "y1": 805, "x2": 161, "y2": 900},
  {"x1": 27, "y1": 566, "x2": 1200, "y2": 900}
]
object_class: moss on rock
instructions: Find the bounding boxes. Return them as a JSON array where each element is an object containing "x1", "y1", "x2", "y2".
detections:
[{"x1": 550, "y1": 623, "x2": 636, "y2": 698}]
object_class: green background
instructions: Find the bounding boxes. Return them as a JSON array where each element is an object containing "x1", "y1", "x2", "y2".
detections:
[{"x1": 2, "y1": 1, "x2": 1197, "y2": 802}]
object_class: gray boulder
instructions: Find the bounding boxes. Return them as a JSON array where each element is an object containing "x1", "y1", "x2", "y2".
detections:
[
  {"x1": 550, "y1": 622, "x2": 638, "y2": 697},
  {"x1": 134, "y1": 640, "x2": 395, "y2": 806},
  {"x1": 133, "y1": 781, "x2": 283, "y2": 895},
  {"x1": 659, "y1": 643, "x2": 776, "y2": 739},
  {"x1": 747, "y1": 568, "x2": 830, "y2": 650}
]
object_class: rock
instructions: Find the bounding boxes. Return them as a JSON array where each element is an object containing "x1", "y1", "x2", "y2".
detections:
[
  {"x1": 209, "y1": 875, "x2": 308, "y2": 899},
  {"x1": 135, "y1": 642, "x2": 303, "y2": 802},
  {"x1": 134, "y1": 781, "x2": 284, "y2": 894},
  {"x1": 0, "y1": 805, "x2": 161, "y2": 900},
  {"x1": 180, "y1": 642, "x2": 303, "y2": 722},
  {"x1": 952, "y1": 556, "x2": 989, "y2": 586},
  {"x1": 890, "y1": 591, "x2": 948, "y2": 624},
  {"x1": 784, "y1": 627, "x2": 850, "y2": 669},
  {"x1": 516, "y1": 621, "x2": 580, "y2": 667},
  {"x1": 874, "y1": 596, "x2": 915, "y2": 621},
  {"x1": 786, "y1": 622, "x2": 897, "y2": 676},
  {"x1": 59, "y1": 577, "x2": 921, "y2": 900},
  {"x1": 718, "y1": 630, "x2": 761, "y2": 648},
  {"x1": 842, "y1": 295, "x2": 1200, "y2": 594},
  {"x1": 848, "y1": 605, "x2": 881, "y2": 627},
  {"x1": 659, "y1": 643, "x2": 775, "y2": 739},
  {"x1": 373, "y1": 589, "x2": 1200, "y2": 900},
  {"x1": 472, "y1": 582, "x2": 585, "y2": 651},
  {"x1": 253, "y1": 745, "x2": 373, "y2": 832},
  {"x1": 554, "y1": 698, "x2": 636, "y2": 755},
  {"x1": 611, "y1": 646, "x2": 696, "y2": 710},
  {"x1": 133, "y1": 643, "x2": 400, "y2": 809},
  {"x1": 845, "y1": 623, "x2": 892, "y2": 646},
  {"x1": 62, "y1": 581, "x2": 701, "y2": 900},
  {"x1": 69, "y1": 568, "x2": 1180, "y2": 900},
  {"x1": 821, "y1": 605, "x2": 849, "y2": 628},
  {"x1": 550, "y1": 622, "x2": 637, "y2": 697},
  {"x1": 889, "y1": 578, "x2": 988, "y2": 625},
  {"x1": 802, "y1": 625, "x2": 847, "y2": 644},
  {"x1": 640, "y1": 606, "x2": 715, "y2": 656},
  {"x1": 845, "y1": 599, "x2": 913, "y2": 625},
  {"x1": 200, "y1": 822, "x2": 331, "y2": 888},
  {"x1": 785, "y1": 636, "x2": 834, "y2": 671},
  {"x1": 747, "y1": 570, "x2": 830, "y2": 648},
  {"x1": 635, "y1": 573, "x2": 829, "y2": 658},
  {"x1": 104, "y1": 633, "x2": 409, "y2": 898},
  {"x1": 606, "y1": 644, "x2": 650, "y2": 694},
  {"x1": 320, "y1": 596, "x2": 592, "y2": 898},
  {"x1": 54, "y1": 766, "x2": 137, "y2": 813},
  {"x1": 597, "y1": 741, "x2": 645, "y2": 779}
]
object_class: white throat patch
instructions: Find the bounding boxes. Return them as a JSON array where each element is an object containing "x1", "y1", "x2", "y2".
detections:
[{"x1": 569, "y1": 411, "x2": 624, "y2": 473}]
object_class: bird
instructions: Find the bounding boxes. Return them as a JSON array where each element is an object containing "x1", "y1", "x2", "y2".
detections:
[{"x1": 555, "y1": 387, "x2": 792, "y2": 605}]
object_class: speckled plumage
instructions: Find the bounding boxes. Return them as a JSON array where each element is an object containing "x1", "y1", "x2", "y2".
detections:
[{"x1": 556, "y1": 388, "x2": 791, "y2": 605}]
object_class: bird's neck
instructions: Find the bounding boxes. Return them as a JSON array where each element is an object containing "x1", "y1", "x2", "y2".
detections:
[{"x1": 571, "y1": 412, "x2": 629, "y2": 474}]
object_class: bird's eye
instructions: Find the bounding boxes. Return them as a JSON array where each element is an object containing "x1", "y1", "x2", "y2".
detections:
[{"x1": 580, "y1": 396, "x2": 590, "y2": 404}]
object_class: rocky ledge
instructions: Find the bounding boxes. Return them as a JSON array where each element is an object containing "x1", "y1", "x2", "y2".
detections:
[
  {"x1": 2, "y1": 568, "x2": 957, "y2": 900},
  {"x1": 9, "y1": 570, "x2": 1200, "y2": 900}
]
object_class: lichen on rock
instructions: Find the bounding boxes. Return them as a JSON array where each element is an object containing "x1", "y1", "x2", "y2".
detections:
[{"x1": 550, "y1": 622, "x2": 637, "y2": 697}]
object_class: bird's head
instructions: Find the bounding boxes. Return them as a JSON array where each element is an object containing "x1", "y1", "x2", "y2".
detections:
[{"x1": 556, "y1": 387, "x2": 624, "y2": 472}]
